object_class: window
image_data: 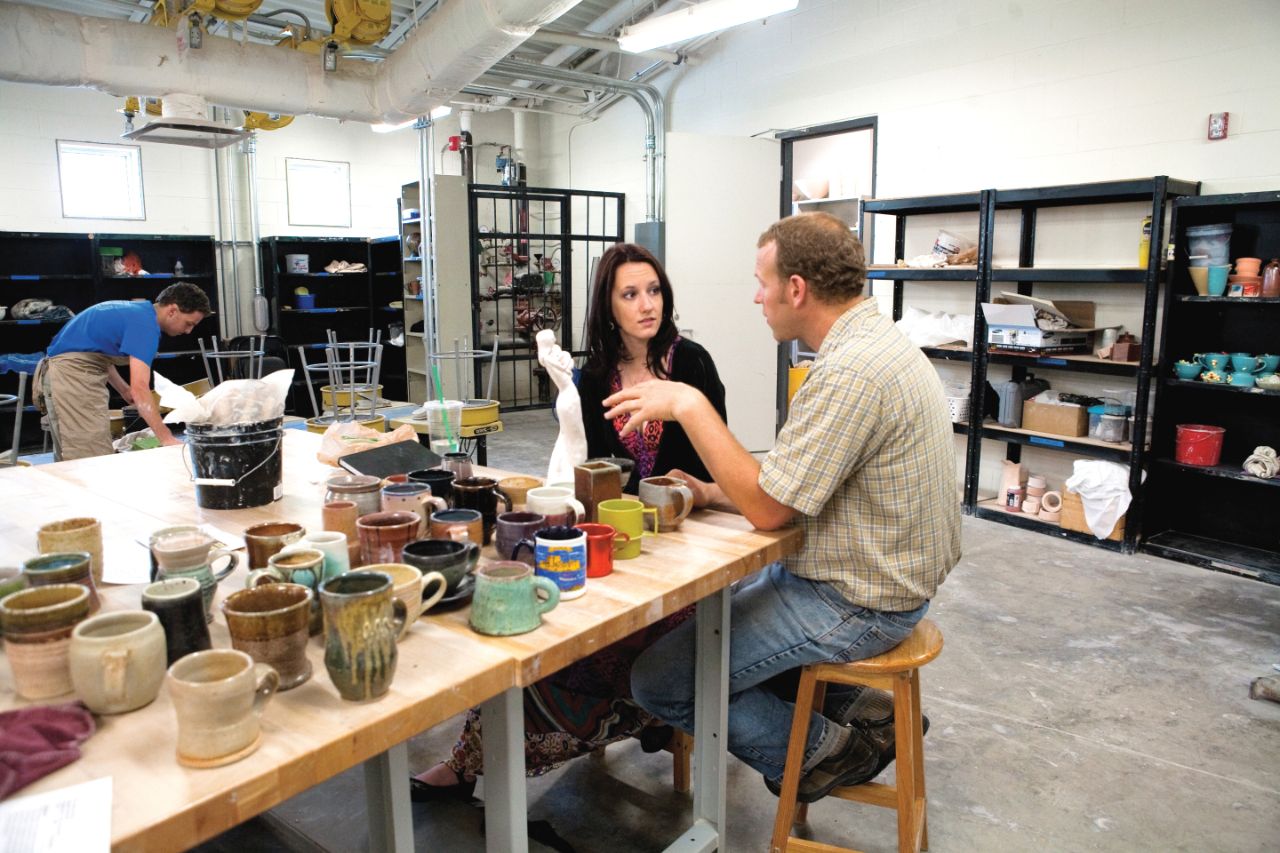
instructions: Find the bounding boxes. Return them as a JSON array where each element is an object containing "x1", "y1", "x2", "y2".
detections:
[
  {"x1": 286, "y1": 158, "x2": 352, "y2": 227},
  {"x1": 56, "y1": 140, "x2": 146, "y2": 220}
]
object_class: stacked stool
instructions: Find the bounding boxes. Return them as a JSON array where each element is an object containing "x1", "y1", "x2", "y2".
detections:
[{"x1": 771, "y1": 619, "x2": 943, "y2": 853}]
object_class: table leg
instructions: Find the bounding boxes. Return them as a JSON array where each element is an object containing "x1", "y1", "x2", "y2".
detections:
[
  {"x1": 481, "y1": 686, "x2": 528, "y2": 853},
  {"x1": 363, "y1": 742, "x2": 414, "y2": 852},
  {"x1": 476, "y1": 435, "x2": 488, "y2": 466},
  {"x1": 664, "y1": 585, "x2": 730, "y2": 853},
  {"x1": 11, "y1": 372, "x2": 28, "y2": 464}
]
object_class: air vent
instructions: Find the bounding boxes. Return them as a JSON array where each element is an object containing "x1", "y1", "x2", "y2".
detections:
[{"x1": 123, "y1": 116, "x2": 250, "y2": 149}]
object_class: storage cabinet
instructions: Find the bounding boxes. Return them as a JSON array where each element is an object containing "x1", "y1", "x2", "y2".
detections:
[
  {"x1": 857, "y1": 177, "x2": 1199, "y2": 554},
  {"x1": 369, "y1": 235, "x2": 404, "y2": 401},
  {"x1": 1143, "y1": 190, "x2": 1280, "y2": 585}
]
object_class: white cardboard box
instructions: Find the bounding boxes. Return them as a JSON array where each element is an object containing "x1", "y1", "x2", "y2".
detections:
[{"x1": 981, "y1": 293, "x2": 1112, "y2": 355}]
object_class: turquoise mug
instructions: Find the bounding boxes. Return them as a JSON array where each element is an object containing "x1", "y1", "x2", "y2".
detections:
[
  {"x1": 1255, "y1": 353, "x2": 1279, "y2": 374},
  {"x1": 1227, "y1": 371, "x2": 1256, "y2": 387},
  {"x1": 468, "y1": 562, "x2": 560, "y2": 636},
  {"x1": 1229, "y1": 352, "x2": 1262, "y2": 374},
  {"x1": 1195, "y1": 352, "x2": 1231, "y2": 372},
  {"x1": 1173, "y1": 360, "x2": 1202, "y2": 380}
]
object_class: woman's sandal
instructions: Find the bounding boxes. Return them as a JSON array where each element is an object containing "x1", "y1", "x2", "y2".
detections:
[{"x1": 408, "y1": 768, "x2": 477, "y2": 803}]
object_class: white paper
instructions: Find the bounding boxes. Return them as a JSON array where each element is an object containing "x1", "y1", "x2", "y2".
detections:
[{"x1": 0, "y1": 776, "x2": 111, "y2": 853}]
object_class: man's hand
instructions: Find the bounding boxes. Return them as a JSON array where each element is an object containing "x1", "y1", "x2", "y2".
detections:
[
  {"x1": 603, "y1": 380, "x2": 697, "y2": 437},
  {"x1": 666, "y1": 468, "x2": 714, "y2": 508},
  {"x1": 160, "y1": 435, "x2": 183, "y2": 448}
]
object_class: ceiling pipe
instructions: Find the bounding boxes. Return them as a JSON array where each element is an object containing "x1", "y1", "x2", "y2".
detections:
[
  {"x1": 462, "y1": 83, "x2": 590, "y2": 106},
  {"x1": 529, "y1": 28, "x2": 691, "y2": 65},
  {"x1": 0, "y1": 0, "x2": 585, "y2": 124},
  {"x1": 490, "y1": 57, "x2": 665, "y2": 222}
]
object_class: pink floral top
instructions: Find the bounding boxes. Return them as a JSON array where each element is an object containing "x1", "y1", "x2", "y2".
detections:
[{"x1": 609, "y1": 339, "x2": 678, "y2": 481}]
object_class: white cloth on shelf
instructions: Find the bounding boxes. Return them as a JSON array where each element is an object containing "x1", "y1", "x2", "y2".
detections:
[
  {"x1": 894, "y1": 306, "x2": 974, "y2": 348},
  {"x1": 1064, "y1": 460, "x2": 1139, "y2": 540}
]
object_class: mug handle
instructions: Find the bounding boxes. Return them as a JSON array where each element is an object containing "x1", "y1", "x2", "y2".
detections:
[
  {"x1": 245, "y1": 567, "x2": 284, "y2": 588},
  {"x1": 208, "y1": 549, "x2": 239, "y2": 581},
  {"x1": 389, "y1": 597, "x2": 407, "y2": 641},
  {"x1": 102, "y1": 648, "x2": 130, "y2": 704},
  {"x1": 495, "y1": 489, "x2": 513, "y2": 515},
  {"x1": 670, "y1": 483, "x2": 695, "y2": 524},
  {"x1": 568, "y1": 497, "x2": 587, "y2": 525},
  {"x1": 511, "y1": 539, "x2": 535, "y2": 562},
  {"x1": 251, "y1": 662, "x2": 280, "y2": 716},
  {"x1": 462, "y1": 541, "x2": 481, "y2": 572},
  {"x1": 611, "y1": 530, "x2": 632, "y2": 552},
  {"x1": 531, "y1": 575, "x2": 561, "y2": 616},
  {"x1": 420, "y1": 571, "x2": 448, "y2": 612},
  {"x1": 641, "y1": 507, "x2": 660, "y2": 536}
]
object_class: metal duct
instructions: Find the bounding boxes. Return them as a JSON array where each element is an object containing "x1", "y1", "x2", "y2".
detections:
[{"x1": 0, "y1": 0, "x2": 583, "y2": 124}]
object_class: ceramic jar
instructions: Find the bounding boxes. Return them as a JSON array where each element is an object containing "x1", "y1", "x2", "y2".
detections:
[
  {"x1": 37, "y1": 517, "x2": 104, "y2": 584},
  {"x1": 69, "y1": 610, "x2": 167, "y2": 714},
  {"x1": 319, "y1": 571, "x2": 407, "y2": 701},
  {"x1": 324, "y1": 474, "x2": 383, "y2": 518}
]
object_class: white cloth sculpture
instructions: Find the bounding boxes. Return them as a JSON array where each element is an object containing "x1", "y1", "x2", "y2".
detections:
[{"x1": 536, "y1": 329, "x2": 587, "y2": 485}]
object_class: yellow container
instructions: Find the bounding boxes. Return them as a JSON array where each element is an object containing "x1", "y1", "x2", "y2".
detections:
[
  {"x1": 461, "y1": 399, "x2": 500, "y2": 427},
  {"x1": 305, "y1": 414, "x2": 385, "y2": 434},
  {"x1": 321, "y1": 384, "x2": 383, "y2": 407},
  {"x1": 787, "y1": 364, "x2": 812, "y2": 406}
]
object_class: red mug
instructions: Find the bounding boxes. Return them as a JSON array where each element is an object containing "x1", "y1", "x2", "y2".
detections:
[{"x1": 574, "y1": 523, "x2": 630, "y2": 579}]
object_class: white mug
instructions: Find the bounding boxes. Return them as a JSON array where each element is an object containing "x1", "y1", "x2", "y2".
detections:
[{"x1": 526, "y1": 486, "x2": 585, "y2": 527}]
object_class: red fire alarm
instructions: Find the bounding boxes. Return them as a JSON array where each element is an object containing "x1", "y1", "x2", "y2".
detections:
[
  {"x1": 447, "y1": 135, "x2": 462, "y2": 151},
  {"x1": 1208, "y1": 112, "x2": 1229, "y2": 140}
]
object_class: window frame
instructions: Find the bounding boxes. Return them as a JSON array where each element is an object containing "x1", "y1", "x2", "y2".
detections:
[
  {"x1": 55, "y1": 139, "x2": 147, "y2": 221},
  {"x1": 285, "y1": 157, "x2": 353, "y2": 228}
]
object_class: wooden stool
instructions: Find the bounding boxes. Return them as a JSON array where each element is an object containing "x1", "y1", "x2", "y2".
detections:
[
  {"x1": 770, "y1": 618, "x2": 943, "y2": 853},
  {"x1": 591, "y1": 729, "x2": 693, "y2": 793}
]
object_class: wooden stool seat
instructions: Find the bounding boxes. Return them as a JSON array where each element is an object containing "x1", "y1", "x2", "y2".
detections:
[{"x1": 771, "y1": 618, "x2": 943, "y2": 853}]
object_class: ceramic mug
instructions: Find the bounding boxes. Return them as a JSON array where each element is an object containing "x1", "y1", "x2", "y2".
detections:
[
  {"x1": 23, "y1": 552, "x2": 100, "y2": 614},
  {"x1": 1227, "y1": 371, "x2": 1256, "y2": 387},
  {"x1": 439, "y1": 452, "x2": 474, "y2": 480},
  {"x1": 495, "y1": 512, "x2": 548, "y2": 565},
  {"x1": 221, "y1": 583, "x2": 314, "y2": 690},
  {"x1": 526, "y1": 486, "x2": 585, "y2": 528},
  {"x1": 497, "y1": 476, "x2": 543, "y2": 511},
  {"x1": 69, "y1": 610, "x2": 167, "y2": 714},
  {"x1": 300, "y1": 530, "x2": 352, "y2": 584},
  {"x1": 381, "y1": 483, "x2": 447, "y2": 535},
  {"x1": 322, "y1": 500, "x2": 362, "y2": 566},
  {"x1": 37, "y1": 517, "x2": 104, "y2": 585},
  {"x1": 408, "y1": 468, "x2": 455, "y2": 503},
  {"x1": 638, "y1": 476, "x2": 695, "y2": 531},
  {"x1": 1195, "y1": 352, "x2": 1231, "y2": 372},
  {"x1": 575, "y1": 523, "x2": 630, "y2": 579},
  {"x1": 1173, "y1": 360, "x2": 1202, "y2": 380},
  {"x1": 243, "y1": 521, "x2": 306, "y2": 570},
  {"x1": 363, "y1": 563, "x2": 447, "y2": 640},
  {"x1": 0, "y1": 584, "x2": 92, "y2": 701},
  {"x1": 400, "y1": 538, "x2": 480, "y2": 596},
  {"x1": 597, "y1": 499, "x2": 659, "y2": 560},
  {"x1": 158, "y1": 555, "x2": 238, "y2": 624},
  {"x1": 167, "y1": 649, "x2": 279, "y2": 768},
  {"x1": 319, "y1": 571, "x2": 407, "y2": 702},
  {"x1": 147, "y1": 525, "x2": 231, "y2": 582},
  {"x1": 1256, "y1": 354, "x2": 1280, "y2": 374},
  {"x1": 152, "y1": 529, "x2": 237, "y2": 573},
  {"x1": 469, "y1": 561, "x2": 561, "y2": 637},
  {"x1": 141, "y1": 577, "x2": 212, "y2": 666},
  {"x1": 450, "y1": 477, "x2": 512, "y2": 545},
  {"x1": 574, "y1": 461, "x2": 623, "y2": 524},
  {"x1": 356, "y1": 511, "x2": 421, "y2": 566},
  {"x1": 428, "y1": 508, "x2": 484, "y2": 545},
  {"x1": 512, "y1": 525, "x2": 588, "y2": 600}
]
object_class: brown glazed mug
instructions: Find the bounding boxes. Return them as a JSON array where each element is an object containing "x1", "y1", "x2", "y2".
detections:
[
  {"x1": 319, "y1": 571, "x2": 406, "y2": 701},
  {"x1": 222, "y1": 583, "x2": 314, "y2": 690},
  {"x1": 244, "y1": 521, "x2": 305, "y2": 570},
  {"x1": 497, "y1": 476, "x2": 543, "y2": 511},
  {"x1": 356, "y1": 511, "x2": 420, "y2": 566},
  {"x1": 0, "y1": 583, "x2": 92, "y2": 701},
  {"x1": 322, "y1": 500, "x2": 363, "y2": 567},
  {"x1": 37, "y1": 517, "x2": 104, "y2": 585},
  {"x1": 450, "y1": 477, "x2": 511, "y2": 545},
  {"x1": 23, "y1": 552, "x2": 100, "y2": 614},
  {"x1": 638, "y1": 476, "x2": 696, "y2": 531},
  {"x1": 428, "y1": 508, "x2": 484, "y2": 545}
]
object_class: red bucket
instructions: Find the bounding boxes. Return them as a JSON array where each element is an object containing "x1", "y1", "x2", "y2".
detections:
[{"x1": 1175, "y1": 424, "x2": 1224, "y2": 467}]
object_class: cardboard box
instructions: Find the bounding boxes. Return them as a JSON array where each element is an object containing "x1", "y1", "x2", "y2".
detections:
[
  {"x1": 1021, "y1": 399, "x2": 1088, "y2": 437},
  {"x1": 982, "y1": 293, "x2": 1113, "y2": 355}
]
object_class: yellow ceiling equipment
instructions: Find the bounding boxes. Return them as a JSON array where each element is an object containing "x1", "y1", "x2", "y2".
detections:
[
  {"x1": 326, "y1": 0, "x2": 391, "y2": 45},
  {"x1": 242, "y1": 111, "x2": 294, "y2": 131}
]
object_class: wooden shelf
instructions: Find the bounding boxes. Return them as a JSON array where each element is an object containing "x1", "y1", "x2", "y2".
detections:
[
  {"x1": 979, "y1": 421, "x2": 1132, "y2": 462},
  {"x1": 974, "y1": 501, "x2": 1122, "y2": 552}
]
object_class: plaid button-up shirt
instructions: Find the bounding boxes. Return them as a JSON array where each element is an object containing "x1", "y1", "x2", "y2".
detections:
[{"x1": 760, "y1": 298, "x2": 961, "y2": 611}]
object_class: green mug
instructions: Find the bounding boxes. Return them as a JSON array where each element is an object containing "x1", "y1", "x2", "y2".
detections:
[
  {"x1": 597, "y1": 499, "x2": 659, "y2": 560},
  {"x1": 469, "y1": 562, "x2": 560, "y2": 636}
]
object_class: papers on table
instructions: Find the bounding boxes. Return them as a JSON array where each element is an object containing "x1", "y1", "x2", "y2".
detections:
[{"x1": 0, "y1": 777, "x2": 111, "y2": 853}]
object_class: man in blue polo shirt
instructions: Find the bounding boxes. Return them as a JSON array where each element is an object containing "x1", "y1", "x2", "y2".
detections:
[{"x1": 36, "y1": 283, "x2": 210, "y2": 460}]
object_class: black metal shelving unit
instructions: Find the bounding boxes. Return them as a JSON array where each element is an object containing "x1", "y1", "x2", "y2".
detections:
[
  {"x1": 858, "y1": 177, "x2": 1201, "y2": 554},
  {"x1": 1143, "y1": 190, "x2": 1280, "y2": 585},
  {"x1": 368, "y1": 235, "x2": 404, "y2": 401},
  {"x1": 467, "y1": 184, "x2": 624, "y2": 411}
]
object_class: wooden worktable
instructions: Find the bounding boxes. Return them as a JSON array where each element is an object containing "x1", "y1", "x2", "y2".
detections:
[{"x1": 0, "y1": 430, "x2": 802, "y2": 851}]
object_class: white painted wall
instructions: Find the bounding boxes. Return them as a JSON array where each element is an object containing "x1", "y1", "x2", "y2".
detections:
[{"x1": 540, "y1": 0, "x2": 1280, "y2": 497}]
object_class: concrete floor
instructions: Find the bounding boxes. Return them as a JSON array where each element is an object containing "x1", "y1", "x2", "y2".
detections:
[{"x1": 197, "y1": 410, "x2": 1280, "y2": 852}]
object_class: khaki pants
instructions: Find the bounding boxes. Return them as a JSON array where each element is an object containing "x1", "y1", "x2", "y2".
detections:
[{"x1": 37, "y1": 353, "x2": 124, "y2": 461}]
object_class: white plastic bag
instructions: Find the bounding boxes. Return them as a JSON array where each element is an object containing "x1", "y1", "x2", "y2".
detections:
[{"x1": 157, "y1": 369, "x2": 294, "y2": 426}]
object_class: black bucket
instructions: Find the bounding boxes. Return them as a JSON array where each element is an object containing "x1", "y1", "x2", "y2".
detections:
[{"x1": 185, "y1": 418, "x2": 284, "y2": 510}]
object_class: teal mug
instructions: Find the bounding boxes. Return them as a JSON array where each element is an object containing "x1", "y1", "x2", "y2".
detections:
[
  {"x1": 1195, "y1": 352, "x2": 1231, "y2": 372},
  {"x1": 469, "y1": 561, "x2": 560, "y2": 636},
  {"x1": 1254, "y1": 353, "x2": 1279, "y2": 374},
  {"x1": 1227, "y1": 371, "x2": 1256, "y2": 387},
  {"x1": 1173, "y1": 360, "x2": 1201, "y2": 380},
  {"x1": 1229, "y1": 352, "x2": 1262, "y2": 374}
]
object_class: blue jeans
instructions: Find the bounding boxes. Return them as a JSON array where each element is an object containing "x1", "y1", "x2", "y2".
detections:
[{"x1": 631, "y1": 562, "x2": 927, "y2": 781}]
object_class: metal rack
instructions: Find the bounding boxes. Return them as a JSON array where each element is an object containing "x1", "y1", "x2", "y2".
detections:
[
  {"x1": 198, "y1": 336, "x2": 265, "y2": 386},
  {"x1": 297, "y1": 331, "x2": 384, "y2": 427}
]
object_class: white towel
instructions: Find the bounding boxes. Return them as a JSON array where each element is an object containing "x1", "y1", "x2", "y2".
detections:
[{"x1": 1064, "y1": 460, "x2": 1140, "y2": 539}]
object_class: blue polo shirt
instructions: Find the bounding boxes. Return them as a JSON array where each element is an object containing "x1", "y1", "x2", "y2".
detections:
[{"x1": 47, "y1": 301, "x2": 161, "y2": 365}]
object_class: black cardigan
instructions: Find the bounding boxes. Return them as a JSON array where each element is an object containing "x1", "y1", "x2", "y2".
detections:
[{"x1": 578, "y1": 338, "x2": 727, "y2": 494}]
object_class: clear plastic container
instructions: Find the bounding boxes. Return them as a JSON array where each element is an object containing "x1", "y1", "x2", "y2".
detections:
[
  {"x1": 1186, "y1": 223, "x2": 1232, "y2": 267},
  {"x1": 423, "y1": 399, "x2": 464, "y2": 454}
]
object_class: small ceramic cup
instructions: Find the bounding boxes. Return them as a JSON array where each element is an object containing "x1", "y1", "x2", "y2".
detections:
[
  {"x1": 497, "y1": 476, "x2": 543, "y2": 511},
  {"x1": 0, "y1": 583, "x2": 92, "y2": 700},
  {"x1": 141, "y1": 577, "x2": 212, "y2": 666},
  {"x1": 167, "y1": 649, "x2": 279, "y2": 768},
  {"x1": 23, "y1": 552, "x2": 100, "y2": 614},
  {"x1": 400, "y1": 538, "x2": 480, "y2": 597},
  {"x1": 363, "y1": 563, "x2": 447, "y2": 640},
  {"x1": 597, "y1": 499, "x2": 659, "y2": 560},
  {"x1": 243, "y1": 521, "x2": 306, "y2": 570},
  {"x1": 319, "y1": 571, "x2": 407, "y2": 702},
  {"x1": 428, "y1": 508, "x2": 484, "y2": 546},
  {"x1": 69, "y1": 610, "x2": 167, "y2": 715},
  {"x1": 575, "y1": 523, "x2": 630, "y2": 579},
  {"x1": 356, "y1": 511, "x2": 421, "y2": 566},
  {"x1": 469, "y1": 562, "x2": 560, "y2": 637},
  {"x1": 222, "y1": 583, "x2": 315, "y2": 690},
  {"x1": 37, "y1": 517, "x2": 104, "y2": 585},
  {"x1": 638, "y1": 476, "x2": 695, "y2": 531}
]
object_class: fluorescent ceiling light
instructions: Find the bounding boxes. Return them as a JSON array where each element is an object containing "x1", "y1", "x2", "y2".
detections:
[
  {"x1": 618, "y1": 0, "x2": 798, "y2": 53},
  {"x1": 371, "y1": 106, "x2": 450, "y2": 133}
]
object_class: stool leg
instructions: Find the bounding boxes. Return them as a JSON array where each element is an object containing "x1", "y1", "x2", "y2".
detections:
[
  {"x1": 770, "y1": 666, "x2": 819, "y2": 853},
  {"x1": 893, "y1": 671, "x2": 920, "y2": 853},
  {"x1": 912, "y1": 670, "x2": 928, "y2": 851}
]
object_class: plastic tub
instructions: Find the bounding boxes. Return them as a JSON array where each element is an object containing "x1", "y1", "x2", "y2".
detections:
[
  {"x1": 1174, "y1": 424, "x2": 1225, "y2": 467},
  {"x1": 1185, "y1": 224, "x2": 1232, "y2": 267},
  {"x1": 286, "y1": 254, "x2": 309, "y2": 273},
  {"x1": 295, "y1": 293, "x2": 316, "y2": 309}
]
